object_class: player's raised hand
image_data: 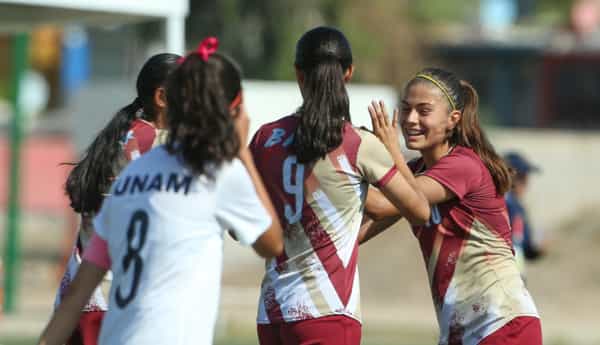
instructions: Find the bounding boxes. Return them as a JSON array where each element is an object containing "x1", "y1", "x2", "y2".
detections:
[{"x1": 368, "y1": 100, "x2": 401, "y2": 154}]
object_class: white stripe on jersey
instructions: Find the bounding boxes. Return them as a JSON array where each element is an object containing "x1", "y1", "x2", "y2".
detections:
[
  {"x1": 311, "y1": 188, "x2": 357, "y2": 268},
  {"x1": 336, "y1": 154, "x2": 363, "y2": 198},
  {"x1": 346, "y1": 269, "x2": 361, "y2": 319},
  {"x1": 278, "y1": 261, "x2": 322, "y2": 322},
  {"x1": 302, "y1": 252, "x2": 345, "y2": 318}
]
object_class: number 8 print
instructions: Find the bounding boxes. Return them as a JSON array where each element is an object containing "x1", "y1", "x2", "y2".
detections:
[
  {"x1": 115, "y1": 209, "x2": 149, "y2": 308},
  {"x1": 283, "y1": 156, "x2": 305, "y2": 224}
]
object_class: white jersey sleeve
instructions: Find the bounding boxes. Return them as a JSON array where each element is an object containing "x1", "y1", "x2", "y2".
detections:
[{"x1": 216, "y1": 159, "x2": 271, "y2": 246}]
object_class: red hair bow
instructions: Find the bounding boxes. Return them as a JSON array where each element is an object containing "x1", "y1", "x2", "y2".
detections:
[
  {"x1": 178, "y1": 37, "x2": 219, "y2": 64},
  {"x1": 197, "y1": 36, "x2": 219, "y2": 61}
]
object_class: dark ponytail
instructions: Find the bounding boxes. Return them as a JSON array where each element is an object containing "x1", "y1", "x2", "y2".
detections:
[
  {"x1": 455, "y1": 80, "x2": 511, "y2": 194},
  {"x1": 165, "y1": 51, "x2": 242, "y2": 177},
  {"x1": 294, "y1": 26, "x2": 353, "y2": 164},
  {"x1": 410, "y1": 68, "x2": 512, "y2": 195},
  {"x1": 65, "y1": 53, "x2": 180, "y2": 213}
]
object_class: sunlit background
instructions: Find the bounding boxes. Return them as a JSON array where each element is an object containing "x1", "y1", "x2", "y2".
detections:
[{"x1": 1, "y1": 0, "x2": 599, "y2": 344}]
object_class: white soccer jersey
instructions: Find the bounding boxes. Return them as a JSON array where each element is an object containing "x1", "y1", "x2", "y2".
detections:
[{"x1": 93, "y1": 146, "x2": 271, "y2": 345}]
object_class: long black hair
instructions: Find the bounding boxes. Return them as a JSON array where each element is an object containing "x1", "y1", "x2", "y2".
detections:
[
  {"x1": 294, "y1": 26, "x2": 353, "y2": 163},
  {"x1": 408, "y1": 68, "x2": 512, "y2": 194},
  {"x1": 165, "y1": 51, "x2": 242, "y2": 177},
  {"x1": 65, "y1": 53, "x2": 180, "y2": 213}
]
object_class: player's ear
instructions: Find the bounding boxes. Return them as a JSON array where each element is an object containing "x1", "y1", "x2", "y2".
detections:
[
  {"x1": 154, "y1": 87, "x2": 167, "y2": 110},
  {"x1": 343, "y1": 64, "x2": 354, "y2": 82},
  {"x1": 448, "y1": 109, "x2": 461, "y2": 131}
]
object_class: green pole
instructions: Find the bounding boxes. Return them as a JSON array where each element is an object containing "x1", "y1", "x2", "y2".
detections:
[{"x1": 4, "y1": 33, "x2": 29, "y2": 314}]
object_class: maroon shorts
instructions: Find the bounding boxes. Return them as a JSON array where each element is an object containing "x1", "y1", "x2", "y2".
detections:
[
  {"x1": 479, "y1": 316, "x2": 542, "y2": 345},
  {"x1": 257, "y1": 315, "x2": 361, "y2": 345},
  {"x1": 67, "y1": 311, "x2": 105, "y2": 345}
]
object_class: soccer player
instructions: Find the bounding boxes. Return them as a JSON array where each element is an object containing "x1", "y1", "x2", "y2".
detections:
[
  {"x1": 55, "y1": 53, "x2": 180, "y2": 345},
  {"x1": 251, "y1": 27, "x2": 430, "y2": 345},
  {"x1": 39, "y1": 38, "x2": 283, "y2": 345},
  {"x1": 366, "y1": 67, "x2": 541, "y2": 345}
]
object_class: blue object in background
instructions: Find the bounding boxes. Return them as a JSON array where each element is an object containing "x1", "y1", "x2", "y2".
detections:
[
  {"x1": 480, "y1": 0, "x2": 518, "y2": 32},
  {"x1": 60, "y1": 26, "x2": 90, "y2": 97}
]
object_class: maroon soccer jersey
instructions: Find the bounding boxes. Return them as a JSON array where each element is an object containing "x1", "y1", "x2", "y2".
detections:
[
  {"x1": 410, "y1": 146, "x2": 538, "y2": 345},
  {"x1": 250, "y1": 115, "x2": 397, "y2": 325}
]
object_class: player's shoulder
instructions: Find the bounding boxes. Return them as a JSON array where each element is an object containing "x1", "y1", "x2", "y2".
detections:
[
  {"x1": 130, "y1": 118, "x2": 156, "y2": 130},
  {"x1": 348, "y1": 125, "x2": 380, "y2": 141},
  {"x1": 128, "y1": 119, "x2": 157, "y2": 138},
  {"x1": 443, "y1": 146, "x2": 483, "y2": 169},
  {"x1": 350, "y1": 125, "x2": 382, "y2": 151},
  {"x1": 257, "y1": 114, "x2": 297, "y2": 132},
  {"x1": 251, "y1": 114, "x2": 298, "y2": 149},
  {"x1": 214, "y1": 158, "x2": 250, "y2": 193},
  {"x1": 259, "y1": 113, "x2": 296, "y2": 129},
  {"x1": 219, "y1": 158, "x2": 244, "y2": 176},
  {"x1": 122, "y1": 145, "x2": 171, "y2": 174}
]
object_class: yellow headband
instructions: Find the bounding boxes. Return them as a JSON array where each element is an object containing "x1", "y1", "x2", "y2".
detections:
[{"x1": 415, "y1": 73, "x2": 456, "y2": 110}]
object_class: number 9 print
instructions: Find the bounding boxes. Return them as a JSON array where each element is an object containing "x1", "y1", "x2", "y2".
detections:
[{"x1": 283, "y1": 156, "x2": 305, "y2": 224}]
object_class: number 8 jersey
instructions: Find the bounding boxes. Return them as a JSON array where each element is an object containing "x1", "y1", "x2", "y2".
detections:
[
  {"x1": 250, "y1": 115, "x2": 398, "y2": 325},
  {"x1": 87, "y1": 146, "x2": 272, "y2": 345}
]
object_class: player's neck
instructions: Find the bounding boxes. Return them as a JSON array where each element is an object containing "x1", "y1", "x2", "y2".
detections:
[
  {"x1": 422, "y1": 142, "x2": 453, "y2": 168},
  {"x1": 154, "y1": 112, "x2": 168, "y2": 129}
]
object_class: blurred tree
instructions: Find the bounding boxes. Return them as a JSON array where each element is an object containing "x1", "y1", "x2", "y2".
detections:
[
  {"x1": 148, "y1": 0, "x2": 576, "y2": 84},
  {"x1": 185, "y1": 0, "x2": 427, "y2": 87},
  {"x1": 184, "y1": 0, "x2": 580, "y2": 87},
  {"x1": 410, "y1": 0, "x2": 479, "y2": 24},
  {"x1": 407, "y1": 0, "x2": 574, "y2": 26},
  {"x1": 533, "y1": 0, "x2": 574, "y2": 25},
  {"x1": 338, "y1": 0, "x2": 425, "y2": 89}
]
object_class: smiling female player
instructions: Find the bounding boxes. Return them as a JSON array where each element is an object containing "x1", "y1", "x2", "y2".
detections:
[
  {"x1": 40, "y1": 38, "x2": 283, "y2": 345},
  {"x1": 250, "y1": 27, "x2": 430, "y2": 345},
  {"x1": 366, "y1": 67, "x2": 541, "y2": 345}
]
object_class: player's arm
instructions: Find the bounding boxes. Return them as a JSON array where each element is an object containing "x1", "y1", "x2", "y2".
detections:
[
  {"x1": 239, "y1": 148, "x2": 284, "y2": 258},
  {"x1": 38, "y1": 261, "x2": 107, "y2": 345},
  {"x1": 365, "y1": 186, "x2": 402, "y2": 220},
  {"x1": 361, "y1": 187, "x2": 405, "y2": 243},
  {"x1": 414, "y1": 175, "x2": 456, "y2": 205},
  {"x1": 358, "y1": 214, "x2": 402, "y2": 245},
  {"x1": 376, "y1": 172, "x2": 429, "y2": 225}
]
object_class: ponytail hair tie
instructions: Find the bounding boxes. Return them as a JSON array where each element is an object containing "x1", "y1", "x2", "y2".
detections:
[
  {"x1": 197, "y1": 37, "x2": 219, "y2": 61},
  {"x1": 178, "y1": 37, "x2": 220, "y2": 64}
]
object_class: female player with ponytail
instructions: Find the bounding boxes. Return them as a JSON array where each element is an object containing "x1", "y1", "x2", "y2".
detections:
[
  {"x1": 40, "y1": 38, "x2": 283, "y2": 345},
  {"x1": 250, "y1": 27, "x2": 430, "y2": 345},
  {"x1": 54, "y1": 53, "x2": 179, "y2": 345},
  {"x1": 367, "y1": 67, "x2": 541, "y2": 345}
]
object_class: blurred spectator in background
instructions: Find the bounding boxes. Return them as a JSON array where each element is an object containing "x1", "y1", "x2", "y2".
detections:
[{"x1": 504, "y1": 151, "x2": 546, "y2": 279}]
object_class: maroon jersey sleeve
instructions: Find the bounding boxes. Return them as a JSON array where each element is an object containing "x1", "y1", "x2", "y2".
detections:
[
  {"x1": 123, "y1": 120, "x2": 157, "y2": 161},
  {"x1": 423, "y1": 147, "x2": 483, "y2": 200}
]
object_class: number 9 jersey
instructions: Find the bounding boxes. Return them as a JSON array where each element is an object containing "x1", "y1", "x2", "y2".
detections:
[
  {"x1": 86, "y1": 146, "x2": 272, "y2": 345},
  {"x1": 250, "y1": 115, "x2": 398, "y2": 325}
]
